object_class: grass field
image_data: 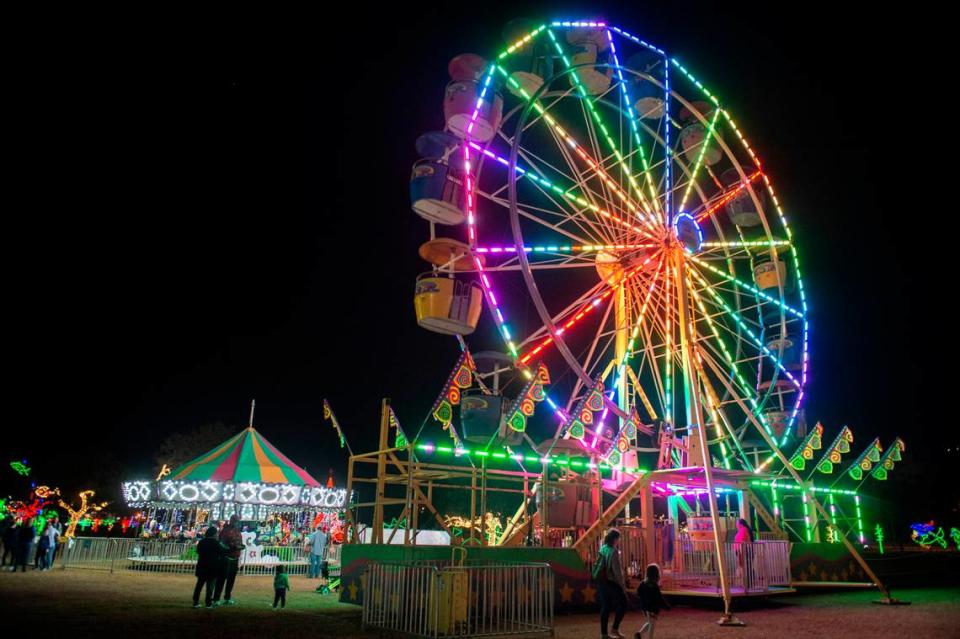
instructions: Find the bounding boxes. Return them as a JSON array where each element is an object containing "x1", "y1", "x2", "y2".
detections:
[{"x1": 1, "y1": 568, "x2": 957, "y2": 638}]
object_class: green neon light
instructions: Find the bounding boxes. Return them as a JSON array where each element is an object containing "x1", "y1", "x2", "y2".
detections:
[{"x1": 415, "y1": 443, "x2": 647, "y2": 474}]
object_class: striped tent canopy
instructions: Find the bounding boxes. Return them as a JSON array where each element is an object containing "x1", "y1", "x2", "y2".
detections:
[{"x1": 169, "y1": 427, "x2": 320, "y2": 486}]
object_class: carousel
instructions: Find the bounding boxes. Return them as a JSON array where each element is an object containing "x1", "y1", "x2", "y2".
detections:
[{"x1": 122, "y1": 419, "x2": 348, "y2": 535}]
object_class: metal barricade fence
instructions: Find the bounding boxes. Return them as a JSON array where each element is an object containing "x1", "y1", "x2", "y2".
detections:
[
  {"x1": 60, "y1": 537, "x2": 311, "y2": 576},
  {"x1": 363, "y1": 561, "x2": 554, "y2": 638},
  {"x1": 671, "y1": 540, "x2": 792, "y2": 592}
]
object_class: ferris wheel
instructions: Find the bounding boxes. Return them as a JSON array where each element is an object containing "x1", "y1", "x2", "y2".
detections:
[{"x1": 411, "y1": 19, "x2": 808, "y2": 474}]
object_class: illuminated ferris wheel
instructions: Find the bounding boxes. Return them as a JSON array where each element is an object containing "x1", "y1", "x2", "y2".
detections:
[{"x1": 411, "y1": 19, "x2": 808, "y2": 472}]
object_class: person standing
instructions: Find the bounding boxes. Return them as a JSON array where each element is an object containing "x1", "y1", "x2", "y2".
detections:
[
  {"x1": 592, "y1": 529, "x2": 627, "y2": 639},
  {"x1": 46, "y1": 517, "x2": 62, "y2": 568},
  {"x1": 305, "y1": 525, "x2": 328, "y2": 579},
  {"x1": 193, "y1": 526, "x2": 224, "y2": 608},
  {"x1": 272, "y1": 564, "x2": 290, "y2": 610},
  {"x1": 634, "y1": 563, "x2": 670, "y2": 639},
  {"x1": 15, "y1": 518, "x2": 35, "y2": 572},
  {"x1": 734, "y1": 518, "x2": 755, "y2": 590},
  {"x1": 213, "y1": 515, "x2": 243, "y2": 605},
  {"x1": 36, "y1": 525, "x2": 51, "y2": 570},
  {"x1": 1, "y1": 520, "x2": 16, "y2": 567}
]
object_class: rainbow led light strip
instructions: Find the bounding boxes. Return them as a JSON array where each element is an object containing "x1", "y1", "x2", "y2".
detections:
[{"x1": 475, "y1": 243, "x2": 656, "y2": 254}]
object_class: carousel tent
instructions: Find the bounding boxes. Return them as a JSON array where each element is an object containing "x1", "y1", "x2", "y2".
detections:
[
  {"x1": 170, "y1": 427, "x2": 321, "y2": 486},
  {"x1": 123, "y1": 427, "x2": 345, "y2": 519}
]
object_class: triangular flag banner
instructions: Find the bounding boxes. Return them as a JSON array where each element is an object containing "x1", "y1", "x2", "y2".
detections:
[
  {"x1": 788, "y1": 422, "x2": 824, "y2": 471},
  {"x1": 323, "y1": 399, "x2": 347, "y2": 449},
  {"x1": 430, "y1": 349, "x2": 477, "y2": 427},
  {"x1": 565, "y1": 377, "x2": 605, "y2": 441},
  {"x1": 814, "y1": 425, "x2": 854, "y2": 474},
  {"x1": 503, "y1": 364, "x2": 550, "y2": 432},
  {"x1": 846, "y1": 437, "x2": 882, "y2": 481},
  {"x1": 870, "y1": 437, "x2": 905, "y2": 481},
  {"x1": 600, "y1": 407, "x2": 641, "y2": 462},
  {"x1": 388, "y1": 407, "x2": 409, "y2": 449}
]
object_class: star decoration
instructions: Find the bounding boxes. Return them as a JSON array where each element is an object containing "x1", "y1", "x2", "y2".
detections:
[
  {"x1": 581, "y1": 582, "x2": 596, "y2": 604},
  {"x1": 558, "y1": 581, "x2": 574, "y2": 603}
]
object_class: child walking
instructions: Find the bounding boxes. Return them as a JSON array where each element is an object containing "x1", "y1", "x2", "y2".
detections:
[
  {"x1": 273, "y1": 564, "x2": 290, "y2": 609},
  {"x1": 634, "y1": 564, "x2": 670, "y2": 639}
]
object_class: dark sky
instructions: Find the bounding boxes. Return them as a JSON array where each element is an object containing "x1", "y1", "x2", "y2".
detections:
[{"x1": 5, "y1": 4, "x2": 957, "y2": 521}]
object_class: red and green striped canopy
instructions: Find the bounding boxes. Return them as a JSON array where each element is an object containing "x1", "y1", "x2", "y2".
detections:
[{"x1": 169, "y1": 427, "x2": 320, "y2": 486}]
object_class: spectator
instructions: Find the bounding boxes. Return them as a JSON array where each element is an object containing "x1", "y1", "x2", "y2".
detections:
[
  {"x1": 36, "y1": 525, "x2": 51, "y2": 570},
  {"x1": 193, "y1": 526, "x2": 224, "y2": 608},
  {"x1": 213, "y1": 515, "x2": 243, "y2": 606},
  {"x1": 1, "y1": 520, "x2": 16, "y2": 566},
  {"x1": 15, "y1": 518, "x2": 35, "y2": 572},
  {"x1": 305, "y1": 525, "x2": 328, "y2": 579},
  {"x1": 47, "y1": 516, "x2": 62, "y2": 568}
]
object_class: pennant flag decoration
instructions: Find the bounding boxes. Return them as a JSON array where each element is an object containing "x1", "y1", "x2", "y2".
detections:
[
  {"x1": 565, "y1": 378, "x2": 605, "y2": 440},
  {"x1": 323, "y1": 399, "x2": 347, "y2": 449},
  {"x1": 870, "y1": 437, "x2": 905, "y2": 481},
  {"x1": 846, "y1": 437, "x2": 883, "y2": 481},
  {"x1": 605, "y1": 408, "x2": 642, "y2": 465},
  {"x1": 815, "y1": 426, "x2": 854, "y2": 474},
  {"x1": 788, "y1": 422, "x2": 824, "y2": 470},
  {"x1": 503, "y1": 364, "x2": 550, "y2": 432},
  {"x1": 388, "y1": 407, "x2": 409, "y2": 449},
  {"x1": 430, "y1": 350, "x2": 477, "y2": 428}
]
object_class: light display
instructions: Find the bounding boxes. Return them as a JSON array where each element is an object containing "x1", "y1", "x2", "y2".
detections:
[
  {"x1": 870, "y1": 438, "x2": 905, "y2": 481},
  {"x1": 122, "y1": 479, "x2": 348, "y2": 512},
  {"x1": 787, "y1": 422, "x2": 823, "y2": 470},
  {"x1": 59, "y1": 490, "x2": 108, "y2": 538},
  {"x1": 910, "y1": 521, "x2": 947, "y2": 549},
  {"x1": 10, "y1": 460, "x2": 30, "y2": 476},
  {"x1": 874, "y1": 524, "x2": 884, "y2": 554},
  {"x1": 813, "y1": 426, "x2": 853, "y2": 474},
  {"x1": 846, "y1": 438, "x2": 882, "y2": 481},
  {"x1": 414, "y1": 441, "x2": 645, "y2": 473}
]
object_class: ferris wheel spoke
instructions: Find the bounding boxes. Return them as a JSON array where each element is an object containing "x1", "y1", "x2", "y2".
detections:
[
  {"x1": 517, "y1": 248, "x2": 663, "y2": 364},
  {"x1": 605, "y1": 30, "x2": 663, "y2": 221},
  {"x1": 543, "y1": 29, "x2": 658, "y2": 221},
  {"x1": 687, "y1": 253, "x2": 802, "y2": 319},
  {"x1": 473, "y1": 142, "x2": 659, "y2": 243},
  {"x1": 493, "y1": 64, "x2": 658, "y2": 232},
  {"x1": 684, "y1": 269, "x2": 763, "y2": 406},
  {"x1": 478, "y1": 189, "x2": 596, "y2": 246},
  {"x1": 677, "y1": 108, "x2": 722, "y2": 213}
]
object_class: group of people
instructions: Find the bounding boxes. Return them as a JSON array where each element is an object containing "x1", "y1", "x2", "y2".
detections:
[
  {"x1": 0, "y1": 516, "x2": 62, "y2": 573},
  {"x1": 190, "y1": 515, "x2": 331, "y2": 610},
  {"x1": 594, "y1": 528, "x2": 670, "y2": 639},
  {"x1": 594, "y1": 519, "x2": 756, "y2": 639},
  {"x1": 191, "y1": 514, "x2": 244, "y2": 608}
]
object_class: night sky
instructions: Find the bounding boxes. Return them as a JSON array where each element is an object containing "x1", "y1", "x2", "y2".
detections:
[{"x1": 5, "y1": 5, "x2": 957, "y2": 526}]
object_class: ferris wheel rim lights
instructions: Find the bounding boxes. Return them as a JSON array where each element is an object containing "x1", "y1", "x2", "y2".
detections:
[{"x1": 455, "y1": 20, "x2": 808, "y2": 468}]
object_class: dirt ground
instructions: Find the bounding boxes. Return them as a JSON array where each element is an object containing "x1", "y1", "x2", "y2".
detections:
[{"x1": 0, "y1": 568, "x2": 957, "y2": 638}]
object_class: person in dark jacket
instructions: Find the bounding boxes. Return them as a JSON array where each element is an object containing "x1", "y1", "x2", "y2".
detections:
[
  {"x1": 634, "y1": 563, "x2": 670, "y2": 639},
  {"x1": 1, "y1": 521, "x2": 16, "y2": 567},
  {"x1": 15, "y1": 519, "x2": 35, "y2": 572},
  {"x1": 593, "y1": 528, "x2": 627, "y2": 639},
  {"x1": 193, "y1": 526, "x2": 224, "y2": 608},
  {"x1": 213, "y1": 515, "x2": 243, "y2": 605}
]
